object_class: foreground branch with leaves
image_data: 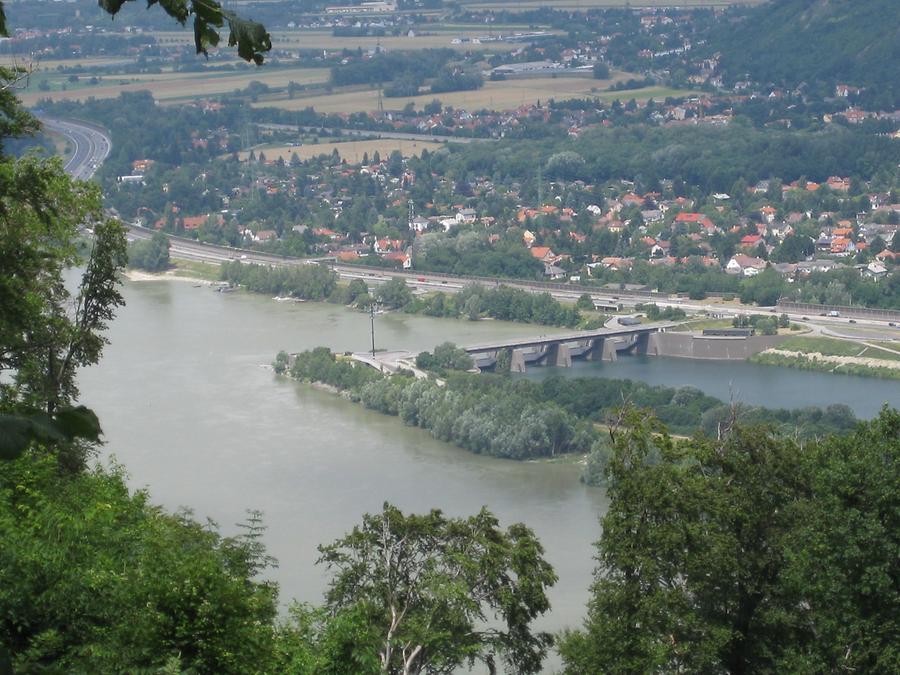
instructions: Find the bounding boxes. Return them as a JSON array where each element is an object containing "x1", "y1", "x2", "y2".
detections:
[{"x1": 0, "y1": 0, "x2": 271, "y2": 64}]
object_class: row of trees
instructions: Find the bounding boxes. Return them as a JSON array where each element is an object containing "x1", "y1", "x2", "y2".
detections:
[
  {"x1": 395, "y1": 281, "x2": 582, "y2": 327},
  {"x1": 328, "y1": 276, "x2": 584, "y2": 328},
  {"x1": 219, "y1": 261, "x2": 338, "y2": 300}
]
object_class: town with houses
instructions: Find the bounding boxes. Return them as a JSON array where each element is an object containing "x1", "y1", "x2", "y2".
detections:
[
  {"x1": 13, "y1": 0, "x2": 899, "y2": 304},
  {"x1": 124, "y1": 138, "x2": 898, "y2": 295}
]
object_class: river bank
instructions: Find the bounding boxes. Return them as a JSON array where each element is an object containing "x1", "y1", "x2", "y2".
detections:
[
  {"x1": 750, "y1": 335, "x2": 900, "y2": 380},
  {"x1": 752, "y1": 349, "x2": 900, "y2": 379},
  {"x1": 163, "y1": 258, "x2": 900, "y2": 380}
]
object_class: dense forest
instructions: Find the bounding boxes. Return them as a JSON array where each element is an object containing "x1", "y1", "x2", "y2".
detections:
[
  {"x1": 435, "y1": 122, "x2": 900, "y2": 195},
  {"x1": 559, "y1": 407, "x2": 899, "y2": 674},
  {"x1": 708, "y1": 0, "x2": 900, "y2": 108}
]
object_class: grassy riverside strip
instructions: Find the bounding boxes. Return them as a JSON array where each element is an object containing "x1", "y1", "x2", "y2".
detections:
[
  {"x1": 751, "y1": 336, "x2": 900, "y2": 380},
  {"x1": 751, "y1": 351, "x2": 900, "y2": 380},
  {"x1": 275, "y1": 348, "x2": 862, "y2": 479}
]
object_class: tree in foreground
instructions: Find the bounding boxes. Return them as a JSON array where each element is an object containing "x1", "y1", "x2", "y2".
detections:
[
  {"x1": 0, "y1": 453, "x2": 280, "y2": 672},
  {"x1": 0, "y1": 68, "x2": 127, "y2": 469},
  {"x1": 559, "y1": 408, "x2": 899, "y2": 673},
  {"x1": 314, "y1": 503, "x2": 557, "y2": 675}
]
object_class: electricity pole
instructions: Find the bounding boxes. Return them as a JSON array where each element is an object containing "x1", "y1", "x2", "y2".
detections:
[{"x1": 370, "y1": 302, "x2": 377, "y2": 358}]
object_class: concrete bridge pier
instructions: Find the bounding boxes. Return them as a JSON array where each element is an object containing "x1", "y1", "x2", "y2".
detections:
[
  {"x1": 632, "y1": 332, "x2": 661, "y2": 357},
  {"x1": 586, "y1": 337, "x2": 618, "y2": 362},
  {"x1": 545, "y1": 343, "x2": 572, "y2": 368},
  {"x1": 509, "y1": 349, "x2": 527, "y2": 373}
]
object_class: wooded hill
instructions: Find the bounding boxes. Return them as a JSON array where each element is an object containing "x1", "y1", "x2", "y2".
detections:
[{"x1": 709, "y1": 0, "x2": 900, "y2": 108}]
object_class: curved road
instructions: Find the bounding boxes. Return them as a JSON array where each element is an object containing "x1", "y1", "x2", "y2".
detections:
[{"x1": 40, "y1": 116, "x2": 112, "y2": 180}]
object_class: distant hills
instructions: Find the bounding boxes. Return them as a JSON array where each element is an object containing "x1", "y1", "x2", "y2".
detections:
[{"x1": 709, "y1": 0, "x2": 900, "y2": 108}]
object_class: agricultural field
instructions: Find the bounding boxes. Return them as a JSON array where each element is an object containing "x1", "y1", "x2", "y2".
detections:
[
  {"x1": 3, "y1": 56, "x2": 133, "y2": 71},
  {"x1": 254, "y1": 74, "x2": 691, "y2": 114},
  {"x1": 459, "y1": 0, "x2": 764, "y2": 9},
  {"x1": 239, "y1": 138, "x2": 445, "y2": 163},
  {"x1": 150, "y1": 28, "x2": 535, "y2": 53},
  {"x1": 17, "y1": 65, "x2": 329, "y2": 105}
]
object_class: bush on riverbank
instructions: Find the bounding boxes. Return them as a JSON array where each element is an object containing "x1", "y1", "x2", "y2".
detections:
[
  {"x1": 220, "y1": 260, "x2": 337, "y2": 300},
  {"x1": 288, "y1": 347, "x2": 383, "y2": 391},
  {"x1": 360, "y1": 375, "x2": 597, "y2": 460},
  {"x1": 391, "y1": 281, "x2": 582, "y2": 328},
  {"x1": 127, "y1": 231, "x2": 170, "y2": 272}
]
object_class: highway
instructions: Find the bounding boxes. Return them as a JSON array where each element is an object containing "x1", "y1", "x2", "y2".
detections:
[
  {"x1": 40, "y1": 116, "x2": 111, "y2": 180},
  {"x1": 124, "y1": 224, "x2": 900, "y2": 336}
]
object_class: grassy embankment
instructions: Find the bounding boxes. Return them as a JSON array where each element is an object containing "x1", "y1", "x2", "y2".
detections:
[
  {"x1": 170, "y1": 259, "x2": 222, "y2": 282},
  {"x1": 751, "y1": 335, "x2": 900, "y2": 379}
]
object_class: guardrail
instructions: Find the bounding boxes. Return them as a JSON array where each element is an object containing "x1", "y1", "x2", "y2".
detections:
[{"x1": 776, "y1": 300, "x2": 900, "y2": 322}]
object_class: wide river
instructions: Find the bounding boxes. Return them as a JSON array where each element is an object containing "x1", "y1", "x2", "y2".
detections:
[{"x1": 78, "y1": 279, "x2": 897, "y2": 670}]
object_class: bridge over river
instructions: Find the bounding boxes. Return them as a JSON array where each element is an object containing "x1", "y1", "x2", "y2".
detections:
[{"x1": 463, "y1": 322, "x2": 678, "y2": 372}]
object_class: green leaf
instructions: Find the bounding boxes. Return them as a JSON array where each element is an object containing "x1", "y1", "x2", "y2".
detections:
[
  {"x1": 0, "y1": 415, "x2": 37, "y2": 459},
  {"x1": 0, "y1": 406, "x2": 102, "y2": 461},
  {"x1": 193, "y1": 16, "x2": 221, "y2": 57},
  {"x1": 225, "y1": 13, "x2": 272, "y2": 66},
  {"x1": 54, "y1": 406, "x2": 103, "y2": 443},
  {"x1": 158, "y1": 0, "x2": 190, "y2": 25},
  {"x1": 98, "y1": 0, "x2": 130, "y2": 16}
]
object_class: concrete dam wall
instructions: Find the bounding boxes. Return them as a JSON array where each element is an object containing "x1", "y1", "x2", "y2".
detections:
[{"x1": 651, "y1": 333, "x2": 787, "y2": 360}]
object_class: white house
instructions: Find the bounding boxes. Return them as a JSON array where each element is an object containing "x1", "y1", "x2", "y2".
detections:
[
  {"x1": 726, "y1": 254, "x2": 767, "y2": 276},
  {"x1": 409, "y1": 215, "x2": 430, "y2": 233}
]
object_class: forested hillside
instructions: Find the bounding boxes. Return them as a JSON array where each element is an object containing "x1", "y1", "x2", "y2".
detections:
[{"x1": 709, "y1": 0, "x2": 900, "y2": 107}]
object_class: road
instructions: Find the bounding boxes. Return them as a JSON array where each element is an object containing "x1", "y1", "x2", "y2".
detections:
[
  {"x1": 124, "y1": 224, "x2": 900, "y2": 337},
  {"x1": 39, "y1": 116, "x2": 111, "y2": 180}
]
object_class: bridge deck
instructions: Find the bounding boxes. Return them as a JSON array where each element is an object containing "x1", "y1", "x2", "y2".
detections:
[{"x1": 463, "y1": 322, "x2": 677, "y2": 352}]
